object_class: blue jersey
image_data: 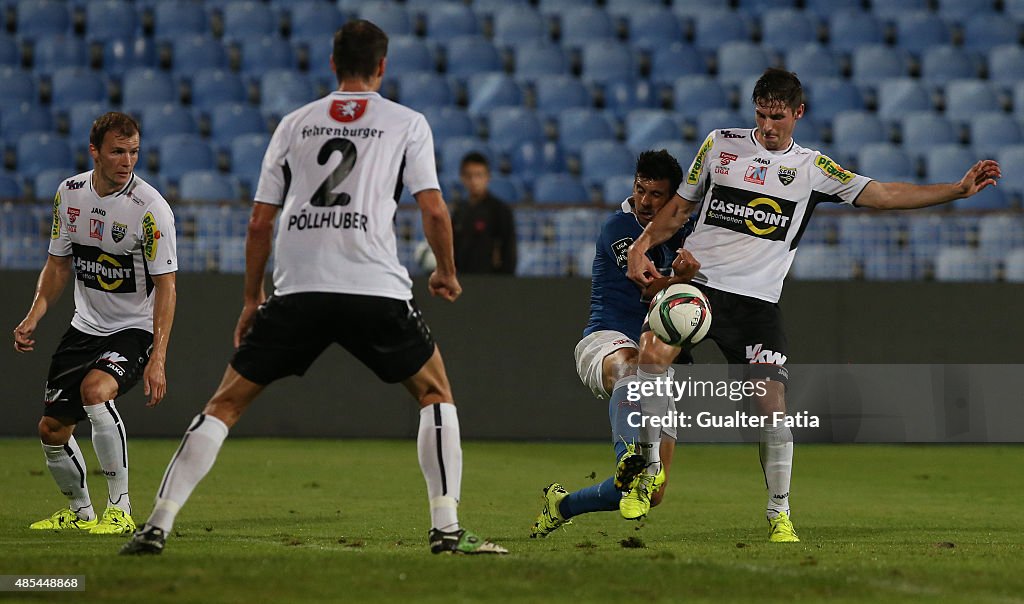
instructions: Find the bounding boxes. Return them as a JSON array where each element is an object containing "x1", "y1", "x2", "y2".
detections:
[{"x1": 584, "y1": 203, "x2": 695, "y2": 342}]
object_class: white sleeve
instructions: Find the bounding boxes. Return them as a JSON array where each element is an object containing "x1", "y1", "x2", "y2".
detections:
[
  {"x1": 254, "y1": 116, "x2": 295, "y2": 206},
  {"x1": 401, "y1": 113, "x2": 441, "y2": 195},
  {"x1": 677, "y1": 130, "x2": 716, "y2": 202},
  {"x1": 141, "y1": 200, "x2": 177, "y2": 274},
  {"x1": 809, "y1": 152, "x2": 872, "y2": 206},
  {"x1": 47, "y1": 189, "x2": 72, "y2": 257}
]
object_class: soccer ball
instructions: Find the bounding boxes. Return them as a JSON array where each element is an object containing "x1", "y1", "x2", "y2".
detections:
[
  {"x1": 414, "y1": 240, "x2": 436, "y2": 273},
  {"x1": 647, "y1": 284, "x2": 712, "y2": 347}
]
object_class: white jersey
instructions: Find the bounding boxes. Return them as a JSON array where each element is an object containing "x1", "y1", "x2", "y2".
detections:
[
  {"x1": 678, "y1": 128, "x2": 871, "y2": 303},
  {"x1": 48, "y1": 171, "x2": 178, "y2": 336},
  {"x1": 254, "y1": 91, "x2": 440, "y2": 299}
]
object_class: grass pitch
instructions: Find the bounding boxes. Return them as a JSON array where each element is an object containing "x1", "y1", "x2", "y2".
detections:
[{"x1": 1, "y1": 439, "x2": 1021, "y2": 603}]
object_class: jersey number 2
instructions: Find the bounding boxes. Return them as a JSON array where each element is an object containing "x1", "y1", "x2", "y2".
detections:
[{"x1": 311, "y1": 138, "x2": 358, "y2": 207}]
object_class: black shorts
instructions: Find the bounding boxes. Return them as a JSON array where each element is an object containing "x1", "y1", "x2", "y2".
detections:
[
  {"x1": 43, "y1": 326, "x2": 153, "y2": 422},
  {"x1": 230, "y1": 292, "x2": 436, "y2": 385}
]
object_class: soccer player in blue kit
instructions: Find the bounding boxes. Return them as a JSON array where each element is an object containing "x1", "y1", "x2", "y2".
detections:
[{"x1": 531, "y1": 150, "x2": 698, "y2": 537}]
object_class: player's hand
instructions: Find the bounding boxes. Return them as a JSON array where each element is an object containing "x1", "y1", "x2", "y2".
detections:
[
  {"x1": 958, "y1": 159, "x2": 1001, "y2": 198},
  {"x1": 672, "y1": 249, "x2": 701, "y2": 282},
  {"x1": 627, "y1": 246, "x2": 658, "y2": 288},
  {"x1": 233, "y1": 302, "x2": 260, "y2": 348},
  {"x1": 429, "y1": 271, "x2": 462, "y2": 302},
  {"x1": 13, "y1": 316, "x2": 38, "y2": 353},
  {"x1": 143, "y1": 357, "x2": 166, "y2": 407},
  {"x1": 641, "y1": 276, "x2": 671, "y2": 304}
]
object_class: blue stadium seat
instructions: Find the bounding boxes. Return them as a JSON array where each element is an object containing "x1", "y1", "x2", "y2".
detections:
[
  {"x1": 962, "y1": 14, "x2": 1020, "y2": 52},
  {"x1": 870, "y1": 0, "x2": 928, "y2": 19},
  {"x1": 493, "y1": 7, "x2": 548, "y2": 48},
  {"x1": 172, "y1": 35, "x2": 228, "y2": 75},
  {"x1": 924, "y1": 145, "x2": 975, "y2": 183},
  {"x1": 51, "y1": 68, "x2": 107, "y2": 109},
  {"x1": 211, "y1": 103, "x2": 265, "y2": 146},
  {"x1": 533, "y1": 173, "x2": 589, "y2": 204},
  {"x1": 289, "y1": 2, "x2": 344, "y2": 44},
  {"x1": 876, "y1": 78, "x2": 932, "y2": 121},
  {"x1": 386, "y1": 36, "x2": 434, "y2": 74},
  {"x1": 935, "y1": 247, "x2": 993, "y2": 282},
  {"x1": 696, "y1": 109, "x2": 746, "y2": 139},
  {"x1": 952, "y1": 185, "x2": 1009, "y2": 211},
  {"x1": 894, "y1": 12, "x2": 952, "y2": 55},
  {"x1": 514, "y1": 44, "x2": 568, "y2": 81},
  {"x1": 1005, "y1": 249, "x2": 1024, "y2": 282},
  {"x1": 602, "y1": 79, "x2": 657, "y2": 119},
  {"x1": 240, "y1": 36, "x2": 295, "y2": 75},
  {"x1": 978, "y1": 214, "x2": 1024, "y2": 262},
  {"x1": 944, "y1": 80, "x2": 1002, "y2": 117},
  {"x1": 625, "y1": 110, "x2": 681, "y2": 156},
  {"x1": 32, "y1": 36, "x2": 89, "y2": 75},
  {"x1": 672, "y1": 75, "x2": 728, "y2": 120},
  {"x1": 222, "y1": 1, "x2": 279, "y2": 40},
  {"x1": 937, "y1": 0, "x2": 995, "y2": 19},
  {"x1": 0, "y1": 68, "x2": 35, "y2": 110},
  {"x1": 179, "y1": 170, "x2": 241, "y2": 202},
  {"x1": 580, "y1": 140, "x2": 634, "y2": 187},
  {"x1": 440, "y1": 137, "x2": 496, "y2": 176},
  {"x1": 735, "y1": 0, "x2": 797, "y2": 14},
  {"x1": 260, "y1": 69, "x2": 315, "y2": 115},
  {"x1": 191, "y1": 69, "x2": 247, "y2": 110},
  {"x1": 445, "y1": 36, "x2": 501, "y2": 78},
  {"x1": 559, "y1": 7, "x2": 615, "y2": 48},
  {"x1": 68, "y1": 102, "x2": 104, "y2": 143},
  {"x1": 17, "y1": 132, "x2": 73, "y2": 175},
  {"x1": 535, "y1": 75, "x2": 590, "y2": 119},
  {"x1": 900, "y1": 112, "x2": 958, "y2": 157},
  {"x1": 603, "y1": 175, "x2": 633, "y2": 206},
  {"x1": 851, "y1": 46, "x2": 911, "y2": 86},
  {"x1": 827, "y1": 11, "x2": 884, "y2": 53},
  {"x1": 716, "y1": 42, "x2": 772, "y2": 86},
  {"x1": 580, "y1": 42, "x2": 634, "y2": 85},
  {"x1": 557, "y1": 108, "x2": 615, "y2": 156},
  {"x1": 487, "y1": 107, "x2": 544, "y2": 155},
  {"x1": 154, "y1": 1, "x2": 208, "y2": 38},
  {"x1": 85, "y1": 1, "x2": 137, "y2": 41},
  {"x1": 420, "y1": 106, "x2": 475, "y2": 147},
  {"x1": 0, "y1": 172, "x2": 23, "y2": 199},
  {"x1": 997, "y1": 145, "x2": 1024, "y2": 195},
  {"x1": 863, "y1": 252, "x2": 922, "y2": 281},
  {"x1": 805, "y1": 78, "x2": 863, "y2": 121},
  {"x1": 537, "y1": 0, "x2": 595, "y2": 16},
  {"x1": 230, "y1": 132, "x2": 269, "y2": 190},
  {"x1": 471, "y1": 0, "x2": 530, "y2": 17},
  {"x1": 0, "y1": 34, "x2": 18, "y2": 66},
  {"x1": 16, "y1": 0, "x2": 70, "y2": 38},
  {"x1": 626, "y1": 8, "x2": 683, "y2": 51},
  {"x1": 969, "y1": 113, "x2": 1021, "y2": 158},
  {"x1": 831, "y1": 111, "x2": 886, "y2": 155},
  {"x1": 122, "y1": 69, "x2": 178, "y2": 109},
  {"x1": 856, "y1": 144, "x2": 916, "y2": 183},
  {"x1": 102, "y1": 37, "x2": 157, "y2": 72},
  {"x1": 760, "y1": 10, "x2": 818, "y2": 53},
  {"x1": 510, "y1": 139, "x2": 564, "y2": 179},
  {"x1": 466, "y1": 73, "x2": 522, "y2": 118},
  {"x1": 1009, "y1": 0, "x2": 1024, "y2": 18},
  {"x1": 395, "y1": 72, "x2": 453, "y2": 112},
  {"x1": 836, "y1": 214, "x2": 905, "y2": 261},
  {"x1": 987, "y1": 45, "x2": 1024, "y2": 87},
  {"x1": 488, "y1": 175, "x2": 525, "y2": 204},
  {"x1": 358, "y1": 2, "x2": 412, "y2": 37},
  {"x1": 693, "y1": 10, "x2": 752, "y2": 52},
  {"x1": 920, "y1": 46, "x2": 979, "y2": 86},
  {"x1": 793, "y1": 115, "x2": 823, "y2": 145},
  {"x1": 424, "y1": 4, "x2": 479, "y2": 42},
  {"x1": 784, "y1": 44, "x2": 840, "y2": 79},
  {"x1": 649, "y1": 43, "x2": 706, "y2": 87},
  {"x1": 790, "y1": 245, "x2": 854, "y2": 280},
  {"x1": 158, "y1": 134, "x2": 215, "y2": 181},
  {"x1": 803, "y1": 0, "x2": 863, "y2": 18},
  {"x1": 1, "y1": 104, "x2": 53, "y2": 140},
  {"x1": 140, "y1": 103, "x2": 198, "y2": 146}
]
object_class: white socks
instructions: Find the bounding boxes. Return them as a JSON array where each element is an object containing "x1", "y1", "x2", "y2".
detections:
[
  {"x1": 417, "y1": 403, "x2": 462, "y2": 532},
  {"x1": 148, "y1": 414, "x2": 229, "y2": 532},
  {"x1": 84, "y1": 402, "x2": 130, "y2": 514},
  {"x1": 760, "y1": 424, "x2": 793, "y2": 519},
  {"x1": 42, "y1": 436, "x2": 95, "y2": 521},
  {"x1": 636, "y1": 368, "x2": 670, "y2": 476}
]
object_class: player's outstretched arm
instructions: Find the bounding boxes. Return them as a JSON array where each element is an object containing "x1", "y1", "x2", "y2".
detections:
[
  {"x1": 235, "y1": 203, "x2": 278, "y2": 347},
  {"x1": 857, "y1": 159, "x2": 1001, "y2": 210},
  {"x1": 144, "y1": 272, "x2": 176, "y2": 407},
  {"x1": 627, "y1": 194, "x2": 698, "y2": 287},
  {"x1": 13, "y1": 254, "x2": 72, "y2": 353},
  {"x1": 641, "y1": 249, "x2": 701, "y2": 301},
  {"x1": 415, "y1": 188, "x2": 462, "y2": 302}
]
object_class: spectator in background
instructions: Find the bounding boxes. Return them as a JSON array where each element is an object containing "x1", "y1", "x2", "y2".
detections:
[{"x1": 451, "y1": 152, "x2": 516, "y2": 274}]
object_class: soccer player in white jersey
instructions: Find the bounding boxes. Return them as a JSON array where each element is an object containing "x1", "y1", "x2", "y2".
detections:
[
  {"x1": 13, "y1": 112, "x2": 178, "y2": 535},
  {"x1": 121, "y1": 20, "x2": 506, "y2": 556},
  {"x1": 625, "y1": 68, "x2": 1001, "y2": 542}
]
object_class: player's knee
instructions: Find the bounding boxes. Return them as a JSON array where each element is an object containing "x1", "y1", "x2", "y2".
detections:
[
  {"x1": 202, "y1": 396, "x2": 245, "y2": 428},
  {"x1": 38, "y1": 417, "x2": 72, "y2": 445},
  {"x1": 415, "y1": 382, "x2": 453, "y2": 407},
  {"x1": 79, "y1": 377, "x2": 116, "y2": 406}
]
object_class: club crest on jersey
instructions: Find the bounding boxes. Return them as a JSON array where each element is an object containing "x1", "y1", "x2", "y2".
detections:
[
  {"x1": 111, "y1": 221, "x2": 127, "y2": 243},
  {"x1": 90, "y1": 218, "x2": 104, "y2": 240},
  {"x1": 777, "y1": 166, "x2": 797, "y2": 186},
  {"x1": 704, "y1": 185, "x2": 796, "y2": 241},
  {"x1": 743, "y1": 165, "x2": 767, "y2": 185},
  {"x1": 330, "y1": 99, "x2": 367, "y2": 123}
]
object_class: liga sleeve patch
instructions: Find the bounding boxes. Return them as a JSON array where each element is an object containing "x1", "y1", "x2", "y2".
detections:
[{"x1": 611, "y1": 237, "x2": 634, "y2": 269}]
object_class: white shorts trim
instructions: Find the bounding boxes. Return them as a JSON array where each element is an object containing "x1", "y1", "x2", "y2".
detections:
[{"x1": 574, "y1": 330, "x2": 638, "y2": 400}]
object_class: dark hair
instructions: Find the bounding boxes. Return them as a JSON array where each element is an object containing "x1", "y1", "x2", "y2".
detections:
[
  {"x1": 332, "y1": 20, "x2": 389, "y2": 82},
  {"x1": 751, "y1": 68, "x2": 805, "y2": 112},
  {"x1": 635, "y1": 149, "x2": 683, "y2": 194},
  {"x1": 460, "y1": 151, "x2": 489, "y2": 173},
  {"x1": 89, "y1": 112, "x2": 140, "y2": 150}
]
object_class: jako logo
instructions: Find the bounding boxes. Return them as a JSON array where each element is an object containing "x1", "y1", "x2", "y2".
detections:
[{"x1": 745, "y1": 344, "x2": 787, "y2": 365}]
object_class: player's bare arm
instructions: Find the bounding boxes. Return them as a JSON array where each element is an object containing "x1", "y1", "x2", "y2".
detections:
[
  {"x1": 857, "y1": 159, "x2": 1001, "y2": 210},
  {"x1": 235, "y1": 203, "x2": 278, "y2": 347},
  {"x1": 627, "y1": 195, "x2": 698, "y2": 287},
  {"x1": 641, "y1": 249, "x2": 701, "y2": 301},
  {"x1": 415, "y1": 188, "x2": 462, "y2": 302},
  {"x1": 13, "y1": 254, "x2": 72, "y2": 353},
  {"x1": 143, "y1": 272, "x2": 176, "y2": 407}
]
